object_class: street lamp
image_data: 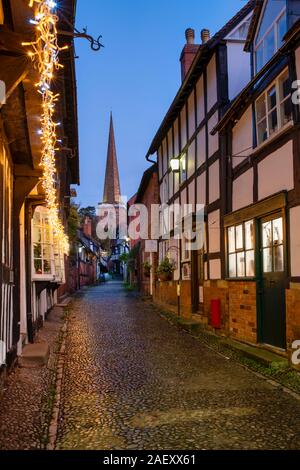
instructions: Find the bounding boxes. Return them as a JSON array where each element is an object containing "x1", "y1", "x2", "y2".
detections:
[{"x1": 170, "y1": 157, "x2": 180, "y2": 172}]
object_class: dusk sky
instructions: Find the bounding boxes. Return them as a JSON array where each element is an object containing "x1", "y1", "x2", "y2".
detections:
[{"x1": 75, "y1": 0, "x2": 247, "y2": 208}]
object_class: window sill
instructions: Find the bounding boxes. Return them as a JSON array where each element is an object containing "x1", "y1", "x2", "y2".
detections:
[
  {"x1": 255, "y1": 121, "x2": 293, "y2": 153},
  {"x1": 226, "y1": 277, "x2": 256, "y2": 282},
  {"x1": 32, "y1": 275, "x2": 55, "y2": 282}
]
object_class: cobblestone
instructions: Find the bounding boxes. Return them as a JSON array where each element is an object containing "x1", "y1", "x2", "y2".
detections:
[
  {"x1": 56, "y1": 282, "x2": 300, "y2": 450},
  {"x1": 0, "y1": 307, "x2": 65, "y2": 450}
]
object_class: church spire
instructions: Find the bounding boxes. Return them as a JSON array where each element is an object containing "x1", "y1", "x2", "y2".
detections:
[{"x1": 103, "y1": 113, "x2": 121, "y2": 204}]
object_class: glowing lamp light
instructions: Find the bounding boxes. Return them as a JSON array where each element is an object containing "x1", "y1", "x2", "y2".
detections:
[
  {"x1": 170, "y1": 158, "x2": 180, "y2": 172},
  {"x1": 24, "y1": 0, "x2": 70, "y2": 254}
]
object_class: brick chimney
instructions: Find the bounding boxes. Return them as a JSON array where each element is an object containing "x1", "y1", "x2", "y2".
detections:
[
  {"x1": 180, "y1": 28, "x2": 200, "y2": 82},
  {"x1": 201, "y1": 28, "x2": 210, "y2": 44},
  {"x1": 83, "y1": 216, "x2": 92, "y2": 238}
]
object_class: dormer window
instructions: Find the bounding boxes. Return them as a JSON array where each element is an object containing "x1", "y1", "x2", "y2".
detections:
[
  {"x1": 254, "y1": 0, "x2": 286, "y2": 73},
  {"x1": 255, "y1": 69, "x2": 292, "y2": 146}
]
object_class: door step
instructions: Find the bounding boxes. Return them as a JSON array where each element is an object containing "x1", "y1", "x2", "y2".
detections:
[{"x1": 19, "y1": 341, "x2": 50, "y2": 368}]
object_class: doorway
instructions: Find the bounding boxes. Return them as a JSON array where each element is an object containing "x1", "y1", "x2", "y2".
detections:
[{"x1": 258, "y1": 214, "x2": 286, "y2": 349}]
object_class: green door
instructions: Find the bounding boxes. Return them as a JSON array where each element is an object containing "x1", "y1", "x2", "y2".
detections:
[{"x1": 259, "y1": 215, "x2": 286, "y2": 349}]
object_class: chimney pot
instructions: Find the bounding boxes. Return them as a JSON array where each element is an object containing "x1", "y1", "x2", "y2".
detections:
[
  {"x1": 201, "y1": 28, "x2": 210, "y2": 44},
  {"x1": 185, "y1": 28, "x2": 195, "y2": 45}
]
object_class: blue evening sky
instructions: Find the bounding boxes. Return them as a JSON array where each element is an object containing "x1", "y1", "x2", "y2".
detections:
[{"x1": 75, "y1": 0, "x2": 248, "y2": 208}]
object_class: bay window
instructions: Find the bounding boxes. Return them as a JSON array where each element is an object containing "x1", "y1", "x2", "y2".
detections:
[
  {"x1": 32, "y1": 206, "x2": 65, "y2": 283},
  {"x1": 227, "y1": 220, "x2": 255, "y2": 279},
  {"x1": 255, "y1": 69, "x2": 292, "y2": 146},
  {"x1": 254, "y1": 1, "x2": 286, "y2": 73}
]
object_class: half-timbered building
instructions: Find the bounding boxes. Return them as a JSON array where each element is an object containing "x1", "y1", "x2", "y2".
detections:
[
  {"x1": 0, "y1": 0, "x2": 79, "y2": 378},
  {"x1": 212, "y1": 0, "x2": 300, "y2": 353},
  {"x1": 146, "y1": 1, "x2": 255, "y2": 317}
]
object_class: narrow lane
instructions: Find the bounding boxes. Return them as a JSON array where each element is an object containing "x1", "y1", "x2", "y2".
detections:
[{"x1": 57, "y1": 282, "x2": 300, "y2": 450}]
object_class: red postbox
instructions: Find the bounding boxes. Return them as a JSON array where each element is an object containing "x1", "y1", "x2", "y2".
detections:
[{"x1": 211, "y1": 299, "x2": 221, "y2": 329}]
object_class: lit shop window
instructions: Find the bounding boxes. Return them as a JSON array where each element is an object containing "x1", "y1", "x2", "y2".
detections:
[
  {"x1": 32, "y1": 206, "x2": 65, "y2": 283},
  {"x1": 228, "y1": 220, "x2": 255, "y2": 278},
  {"x1": 255, "y1": 70, "x2": 292, "y2": 145},
  {"x1": 32, "y1": 207, "x2": 53, "y2": 279},
  {"x1": 262, "y1": 217, "x2": 284, "y2": 273}
]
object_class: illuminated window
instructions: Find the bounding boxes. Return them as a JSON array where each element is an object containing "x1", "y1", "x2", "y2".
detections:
[
  {"x1": 227, "y1": 220, "x2": 255, "y2": 278},
  {"x1": 255, "y1": 69, "x2": 292, "y2": 146},
  {"x1": 0, "y1": 1, "x2": 4, "y2": 24},
  {"x1": 254, "y1": 1, "x2": 286, "y2": 73},
  {"x1": 32, "y1": 206, "x2": 65, "y2": 283}
]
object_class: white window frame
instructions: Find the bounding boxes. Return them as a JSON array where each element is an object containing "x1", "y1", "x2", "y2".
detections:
[
  {"x1": 254, "y1": 6, "x2": 286, "y2": 73},
  {"x1": 32, "y1": 206, "x2": 65, "y2": 283},
  {"x1": 255, "y1": 68, "x2": 292, "y2": 147},
  {"x1": 227, "y1": 220, "x2": 255, "y2": 279}
]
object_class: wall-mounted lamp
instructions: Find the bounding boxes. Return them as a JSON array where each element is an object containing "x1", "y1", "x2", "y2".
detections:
[{"x1": 170, "y1": 158, "x2": 180, "y2": 172}]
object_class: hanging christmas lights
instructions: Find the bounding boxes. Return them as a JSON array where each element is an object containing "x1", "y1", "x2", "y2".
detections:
[{"x1": 23, "y1": 0, "x2": 70, "y2": 254}]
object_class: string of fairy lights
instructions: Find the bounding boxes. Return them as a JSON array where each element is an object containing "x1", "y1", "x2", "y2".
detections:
[{"x1": 23, "y1": 0, "x2": 69, "y2": 254}]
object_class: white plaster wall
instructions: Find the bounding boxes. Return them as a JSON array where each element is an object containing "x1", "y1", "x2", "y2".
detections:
[
  {"x1": 158, "y1": 147, "x2": 163, "y2": 181},
  {"x1": 188, "y1": 90, "x2": 196, "y2": 137},
  {"x1": 187, "y1": 139, "x2": 195, "y2": 178},
  {"x1": 207, "y1": 55, "x2": 217, "y2": 112},
  {"x1": 227, "y1": 41, "x2": 251, "y2": 101},
  {"x1": 196, "y1": 76, "x2": 205, "y2": 125},
  {"x1": 180, "y1": 105, "x2": 187, "y2": 149},
  {"x1": 208, "y1": 112, "x2": 219, "y2": 157},
  {"x1": 162, "y1": 138, "x2": 168, "y2": 176},
  {"x1": 19, "y1": 205, "x2": 27, "y2": 340},
  {"x1": 188, "y1": 180, "x2": 195, "y2": 212},
  {"x1": 232, "y1": 106, "x2": 253, "y2": 168},
  {"x1": 169, "y1": 172, "x2": 174, "y2": 200},
  {"x1": 174, "y1": 172, "x2": 180, "y2": 194},
  {"x1": 208, "y1": 210, "x2": 220, "y2": 253},
  {"x1": 232, "y1": 169, "x2": 254, "y2": 212},
  {"x1": 210, "y1": 259, "x2": 221, "y2": 280},
  {"x1": 209, "y1": 160, "x2": 220, "y2": 204},
  {"x1": 167, "y1": 128, "x2": 173, "y2": 160},
  {"x1": 174, "y1": 118, "x2": 179, "y2": 156},
  {"x1": 258, "y1": 141, "x2": 294, "y2": 200},
  {"x1": 197, "y1": 172, "x2": 206, "y2": 206},
  {"x1": 197, "y1": 127, "x2": 206, "y2": 168},
  {"x1": 290, "y1": 206, "x2": 300, "y2": 277},
  {"x1": 181, "y1": 187, "x2": 187, "y2": 208}
]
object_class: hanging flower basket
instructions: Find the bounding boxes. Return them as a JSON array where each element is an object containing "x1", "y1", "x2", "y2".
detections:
[{"x1": 157, "y1": 257, "x2": 175, "y2": 282}]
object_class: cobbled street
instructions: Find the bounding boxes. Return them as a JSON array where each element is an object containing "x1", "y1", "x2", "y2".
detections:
[{"x1": 56, "y1": 282, "x2": 300, "y2": 450}]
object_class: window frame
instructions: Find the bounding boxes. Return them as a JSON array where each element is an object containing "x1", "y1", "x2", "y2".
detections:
[
  {"x1": 227, "y1": 219, "x2": 256, "y2": 280},
  {"x1": 255, "y1": 68, "x2": 292, "y2": 147},
  {"x1": 32, "y1": 206, "x2": 66, "y2": 283},
  {"x1": 254, "y1": 6, "x2": 286, "y2": 73}
]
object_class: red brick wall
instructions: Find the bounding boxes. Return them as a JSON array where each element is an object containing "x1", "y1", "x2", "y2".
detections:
[
  {"x1": 154, "y1": 280, "x2": 192, "y2": 318},
  {"x1": 228, "y1": 281, "x2": 257, "y2": 344},
  {"x1": 286, "y1": 285, "x2": 300, "y2": 348},
  {"x1": 203, "y1": 281, "x2": 229, "y2": 331}
]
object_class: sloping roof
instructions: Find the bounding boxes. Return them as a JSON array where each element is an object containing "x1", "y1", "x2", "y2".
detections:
[
  {"x1": 244, "y1": 0, "x2": 264, "y2": 52},
  {"x1": 212, "y1": 18, "x2": 300, "y2": 134},
  {"x1": 145, "y1": 0, "x2": 256, "y2": 159},
  {"x1": 135, "y1": 164, "x2": 157, "y2": 204}
]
